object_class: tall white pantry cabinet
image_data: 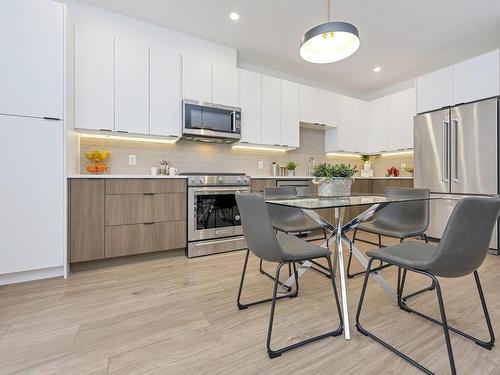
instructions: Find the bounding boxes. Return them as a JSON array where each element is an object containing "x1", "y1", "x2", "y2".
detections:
[{"x1": 0, "y1": 0, "x2": 70, "y2": 284}]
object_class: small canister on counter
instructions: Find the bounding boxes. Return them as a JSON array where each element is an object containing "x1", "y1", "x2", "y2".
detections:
[{"x1": 272, "y1": 162, "x2": 279, "y2": 177}]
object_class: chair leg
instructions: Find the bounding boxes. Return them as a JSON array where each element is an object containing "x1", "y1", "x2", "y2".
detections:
[
  {"x1": 237, "y1": 250, "x2": 297, "y2": 310},
  {"x1": 347, "y1": 232, "x2": 391, "y2": 279},
  {"x1": 267, "y1": 257, "x2": 343, "y2": 359},
  {"x1": 357, "y1": 261, "x2": 457, "y2": 375},
  {"x1": 259, "y1": 258, "x2": 292, "y2": 291}
]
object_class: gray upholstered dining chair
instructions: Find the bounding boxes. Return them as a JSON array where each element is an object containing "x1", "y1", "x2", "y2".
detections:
[
  {"x1": 262, "y1": 186, "x2": 331, "y2": 280},
  {"x1": 356, "y1": 196, "x2": 500, "y2": 375},
  {"x1": 347, "y1": 187, "x2": 433, "y2": 299},
  {"x1": 235, "y1": 192, "x2": 343, "y2": 359}
]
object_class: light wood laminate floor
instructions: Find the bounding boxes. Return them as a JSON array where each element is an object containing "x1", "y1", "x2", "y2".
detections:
[{"x1": 1, "y1": 233, "x2": 500, "y2": 374}]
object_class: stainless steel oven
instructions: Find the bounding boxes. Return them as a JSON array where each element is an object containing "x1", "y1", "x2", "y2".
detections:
[
  {"x1": 182, "y1": 99, "x2": 241, "y2": 143},
  {"x1": 185, "y1": 173, "x2": 250, "y2": 257}
]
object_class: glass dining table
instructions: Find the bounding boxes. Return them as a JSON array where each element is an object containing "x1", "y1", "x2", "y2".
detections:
[{"x1": 265, "y1": 194, "x2": 437, "y2": 340}]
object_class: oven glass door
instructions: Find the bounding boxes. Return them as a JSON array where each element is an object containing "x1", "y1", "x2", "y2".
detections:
[
  {"x1": 184, "y1": 104, "x2": 234, "y2": 133},
  {"x1": 189, "y1": 187, "x2": 248, "y2": 241}
]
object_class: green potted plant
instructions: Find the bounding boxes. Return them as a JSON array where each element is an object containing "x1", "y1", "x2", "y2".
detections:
[
  {"x1": 312, "y1": 163, "x2": 358, "y2": 197},
  {"x1": 286, "y1": 161, "x2": 297, "y2": 176}
]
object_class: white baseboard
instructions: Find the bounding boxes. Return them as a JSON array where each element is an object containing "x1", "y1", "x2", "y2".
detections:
[{"x1": 0, "y1": 266, "x2": 64, "y2": 286}]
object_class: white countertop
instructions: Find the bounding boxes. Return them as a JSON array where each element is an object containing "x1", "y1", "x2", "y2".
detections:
[
  {"x1": 68, "y1": 174, "x2": 187, "y2": 179},
  {"x1": 68, "y1": 174, "x2": 413, "y2": 180}
]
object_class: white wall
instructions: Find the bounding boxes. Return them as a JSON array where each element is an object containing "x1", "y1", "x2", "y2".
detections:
[{"x1": 61, "y1": 0, "x2": 236, "y2": 67}]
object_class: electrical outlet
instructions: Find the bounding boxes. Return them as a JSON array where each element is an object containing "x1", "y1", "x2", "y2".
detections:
[
  {"x1": 258, "y1": 161, "x2": 264, "y2": 170},
  {"x1": 401, "y1": 162, "x2": 407, "y2": 169},
  {"x1": 129, "y1": 155, "x2": 137, "y2": 166}
]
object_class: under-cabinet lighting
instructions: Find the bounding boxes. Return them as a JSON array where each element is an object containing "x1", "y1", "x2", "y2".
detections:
[
  {"x1": 326, "y1": 152, "x2": 361, "y2": 158},
  {"x1": 380, "y1": 150, "x2": 414, "y2": 157},
  {"x1": 232, "y1": 144, "x2": 287, "y2": 152},
  {"x1": 79, "y1": 133, "x2": 178, "y2": 144}
]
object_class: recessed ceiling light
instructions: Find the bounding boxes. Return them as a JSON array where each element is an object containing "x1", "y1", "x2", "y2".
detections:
[
  {"x1": 229, "y1": 12, "x2": 239, "y2": 21},
  {"x1": 373, "y1": 66, "x2": 381, "y2": 72}
]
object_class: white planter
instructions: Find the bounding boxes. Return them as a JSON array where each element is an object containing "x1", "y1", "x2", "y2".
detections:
[
  {"x1": 314, "y1": 177, "x2": 354, "y2": 197},
  {"x1": 287, "y1": 170, "x2": 295, "y2": 176}
]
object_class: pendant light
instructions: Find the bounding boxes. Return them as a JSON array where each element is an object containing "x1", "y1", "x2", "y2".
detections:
[{"x1": 300, "y1": 0, "x2": 360, "y2": 64}]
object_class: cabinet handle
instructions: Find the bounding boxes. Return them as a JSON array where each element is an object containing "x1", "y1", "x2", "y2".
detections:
[
  {"x1": 143, "y1": 222, "x2": 155, "y2": 225},
  {"x1": 143, "y1": 192, "x2": 155, "y2": 195},
  {"x1": 99, "y1": 128, "x2": 112, "y2": 132},
  {"x1": 43, "y1": 116, "x2": 61, "y2": 121},
  {"x1": 117, "y1": 130, "x2": 129, "y2": 134}
]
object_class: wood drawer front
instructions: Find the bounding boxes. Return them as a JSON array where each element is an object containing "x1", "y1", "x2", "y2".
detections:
[
  {"x1": 105, "y1": 179, "x2": 186, "y2": 194},
  {"x1": 105, "y1": 221, "x2": 186, "y2": 258},
  {"x1": 250, "y1": 179, "x2": 277, "y2": 193},
  {"x1": 105, "y1": 193, "x2": 186, "y2": 226},
  {"x1": 70, "y1": 179, "x2": 105, "y2": 262}
]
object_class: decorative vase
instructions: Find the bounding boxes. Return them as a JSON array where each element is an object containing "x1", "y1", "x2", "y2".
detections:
[
  {"x1": 314, "y1": 177, "x2": 354, "y2": 197},
  {"x1": 287, "y1": 169, "x2": 295, "y2": 176}
]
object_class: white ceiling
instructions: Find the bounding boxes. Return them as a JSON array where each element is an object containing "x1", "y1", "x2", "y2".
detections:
[{"x1": 76, "y1": 0, "x2": 500, "y2": 96}]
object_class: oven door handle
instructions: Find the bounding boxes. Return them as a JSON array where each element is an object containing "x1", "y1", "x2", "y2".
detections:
[{"x1": 190, "y1": 187, "x2": 250, "y2": 194}]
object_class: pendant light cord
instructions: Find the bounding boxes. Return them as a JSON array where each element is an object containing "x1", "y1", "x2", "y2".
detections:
[{"x1": 326, "y1": 0, "x2": 331, "y2": 22}]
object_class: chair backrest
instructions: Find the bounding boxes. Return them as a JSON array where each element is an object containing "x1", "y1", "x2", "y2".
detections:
[
  {"x1": 428, "y1": 196, "x2": 500, "y2": 278},
  {"x1": 377, "y1": 187, "x2": 430, "y2": 232},
  {"x1": 235, "y1": 192, "x2": 284, "y2": 262},
  {"x1": 264, "y1": 186, "x2": 304, "y2": 226}
]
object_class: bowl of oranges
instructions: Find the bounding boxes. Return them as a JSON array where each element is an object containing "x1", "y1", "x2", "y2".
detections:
[{"x1": 85, "y1": 150, "x2": 110, "y2": 174}]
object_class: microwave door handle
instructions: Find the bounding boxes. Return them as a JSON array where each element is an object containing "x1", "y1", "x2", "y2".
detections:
[{"x1": 231, "y1": 111, "x2": 236, "y2": 132}]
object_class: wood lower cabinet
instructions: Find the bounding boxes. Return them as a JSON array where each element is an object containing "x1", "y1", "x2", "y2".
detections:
[
  {"x1": 69, "y1": 178, "x2": 187, "y2": 263},
  {"x1": 105, "y1": 221, "x2": 186, "y2": 258},
  {"x1": 250, "y1": 179, "x2": 277, "y2": 193},
  {"x1": 69, "y1": 179, "x2": 105, "y2": 262}
]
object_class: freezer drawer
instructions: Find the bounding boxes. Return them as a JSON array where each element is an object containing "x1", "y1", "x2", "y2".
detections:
[{"x1": 428, "y1": 195, "x2": 498, "y2": 250}]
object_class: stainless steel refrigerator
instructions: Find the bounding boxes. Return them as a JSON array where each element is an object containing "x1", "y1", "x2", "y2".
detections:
[{"x1": 414, "y1": 97, "x2": 499, "y2": 253}]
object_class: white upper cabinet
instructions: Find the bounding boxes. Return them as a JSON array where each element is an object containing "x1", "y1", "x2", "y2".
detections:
[
  {"x1": 261, "y1": 75, "x2": 281, "y2": 146},
  {"x1": 212, "y1": 63, "x2": 238, "y2": 107},
  {"x1": 387, "y1": 92, "x2": 406, "y2": 150},
  {"x1": 336, "y1": 95, "x2": 356, "y2": 151},
  {"x1": 150, "y1": 48, "x2": 181, "y2": 137},
  {"x1": 299, "y1": 85, "x2": 337, "y2": 127},
  {"x1": 0, "y1": 0, "x2": 64, "y2": 119},
  {"x1": 453, "y1": 49, "x2": 500, "y2": 105},
  {"x1": 416, "y1": 66, "x2": 453, "y2": 114},
  {"x1": 75, "y1": 30, "x2": 114, "y2": 131},
  {"x1": 354, "y1": 99, "x2": 370, "y2": 152},
  {"x1": 299, "y1": 85, "x2": 319, "y2": 124},
  {"x1": 280, "y1": 80, "x2": 300, "y2": 148},
  {"x1": 404, "y1": 88, "x2": 416, "y2": 149},
  {"x1": 238, "y1": 69, "x2": 262, "y2": 144},
  {"x1": 370, "y1": 96, "x2": 388, "y2": 153},
  {"x1": 319, "y1": 89, "x2": 339, "y2": 127},
  {"x1": 182, "y1": 55, "x2": 212, "y2": 103},
  {"x1": 114, "y1": 38, "x2": 149, "y2": 134}
]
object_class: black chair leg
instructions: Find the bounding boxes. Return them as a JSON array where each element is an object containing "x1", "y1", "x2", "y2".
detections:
[
  {"x1": 237, "y1": 250, "x2": 297, "y2": 310},
  {"x1": 267, "y1": 256, "x2": 343, "y2": 359},
  {"x1": 357, "y1": 260, "x2": 457, "y2": 375},
  {"x1": 259, "y1": 258, "x2": 292, "y2": 291}
]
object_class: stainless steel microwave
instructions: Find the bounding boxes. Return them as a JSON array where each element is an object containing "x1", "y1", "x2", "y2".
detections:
[{"x1": 182, "y1": 99, "x2": 241, "y2": 143}]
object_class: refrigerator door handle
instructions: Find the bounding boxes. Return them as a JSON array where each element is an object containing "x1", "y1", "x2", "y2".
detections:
[
  {"x1": 442, "y1": 120, "x2": 449, "y2": 182},
  {"x1": 452, "y1": 118, "x2": 459, "y2": 182}
]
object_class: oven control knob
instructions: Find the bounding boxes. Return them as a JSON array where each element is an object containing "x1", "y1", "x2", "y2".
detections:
[
  {"x1": 236, "y1": 177, "x2": 243, "y2": 183},
  {"x1": 217, "y1": 177, "x2": 223, "y2": 183},
  {"x1": 189, "y1": 177, "x2": 196, "y2": 184},
  {"x1": 243, "y1": 177, "x2": 250, "y2": 183},
  {"x1": 199, "y1": 177, "x2": 205, "y2": 184}
]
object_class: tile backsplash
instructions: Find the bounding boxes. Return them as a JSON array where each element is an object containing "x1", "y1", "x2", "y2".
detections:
[{"x1": 80, "y1": 128, "x2": 414, "y2": 177}]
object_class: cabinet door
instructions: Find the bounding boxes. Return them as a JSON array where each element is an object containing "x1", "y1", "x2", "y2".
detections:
[
  {"x1": 299, "y1": 84, "x2": 319, "y2": 124},
  {"x1": 212, "y1": 62, "x2": 238, "y2": 107},
  {"x1": 75, "y1": 30, "x2": 114, "y2": 131},
  {"x1": 416, "y1": 66, "x2": 453, "y2": 114},
  {"x1": 70, "y1": 179, "x2": 105, "y2": 262},
  {"x1": 404, "y1": 88, "x2": 416, "y2": 149},
  {"x1": 453, "y1": 49, "x2": 500, "y2": 105},
  {"x1": 355, "y1": 99, "x2": 370, "y2": 153},
  {"x1": 150, "y1": 48, "x2": 181, "y2": 137},
  {"x1": 280, "y1": 80, "x2": 300, "y2": 147},
  {"x1": 0, "y1": 115, "x2": 64, "y2": 274},
  {"x1": 387, "y1": 92, "x2": 406, "y2": 150},
  {"x1": 370, "y1": 97, "x2": 388, "y2": 152},
  {"x1": 337, "y1": 95, "x2": 356, "y2": 151},
  {"x1": 115, "y1": 38, "x2": 149, "y2": 134},
  {"x1": 319, "y1": 90, "x2": 339, "y2": 127},
  {"x1": 238, "y1": 69, "x2": 262, "y2": 144},
  {"x1": 0, "y1": 0, "x2": 64, "y2": 119},
  {"x1": 182, "y1": 56, "x2": 212, "y2": 103},
  {"x1": 261, "y1": 75, "x2": 281, "y2": 145}
]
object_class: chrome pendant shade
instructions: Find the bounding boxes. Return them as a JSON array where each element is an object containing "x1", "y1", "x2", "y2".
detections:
[{"x1": 300, "y1": 0, "x2": 360, "y2": 64}]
